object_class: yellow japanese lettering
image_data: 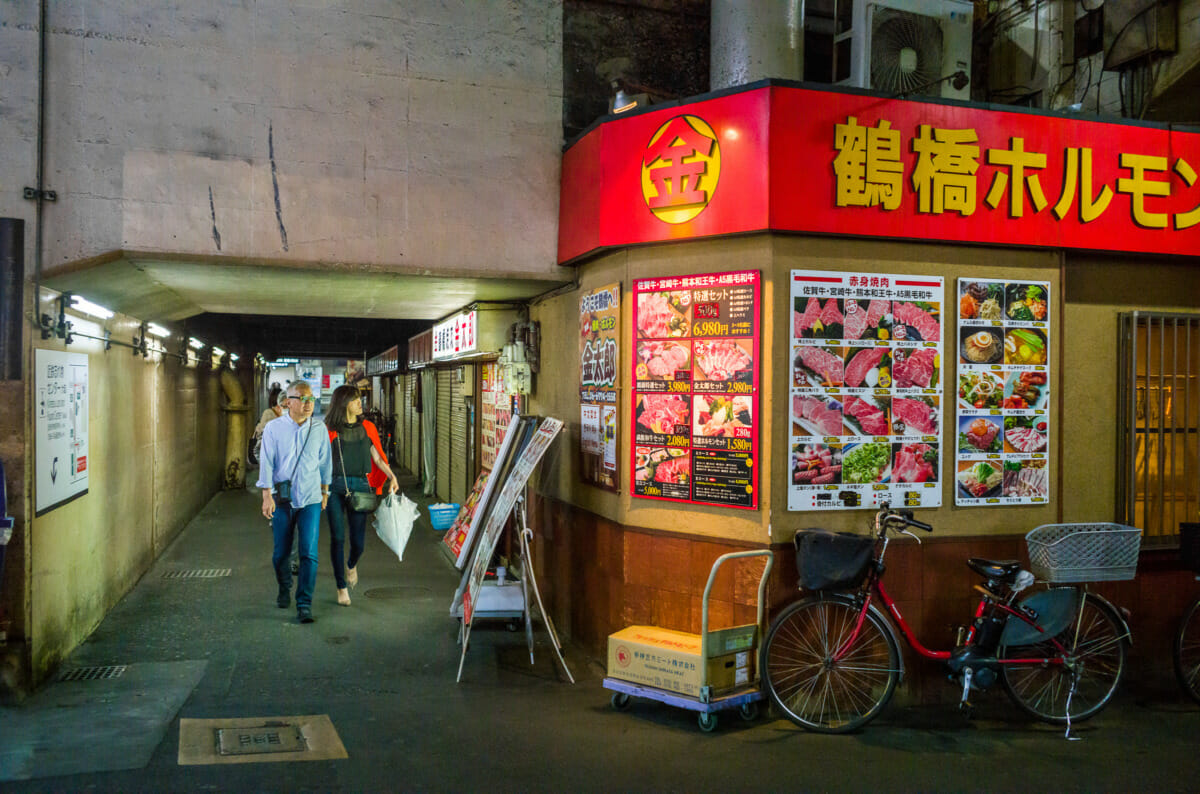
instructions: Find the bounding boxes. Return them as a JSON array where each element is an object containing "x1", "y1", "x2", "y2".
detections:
[
  {"x1": 911, "y1": 125, "x2": 979, "y2": 216},
  {"x1": 1117, "y1": 153, "x2": 1170, "y2": 229}
]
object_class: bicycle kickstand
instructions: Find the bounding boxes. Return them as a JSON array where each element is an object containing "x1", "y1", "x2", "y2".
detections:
[{"x1": 958, "y1": 669, "x2": 974, "y2": 712}]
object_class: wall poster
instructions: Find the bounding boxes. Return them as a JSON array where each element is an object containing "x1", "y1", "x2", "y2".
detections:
[
  {"x1": 955, "y1": 279, "x2": 1051, "y2": 505},
  {"x1": 580, "y1": 283, "x2": 620, "y2": 491},
  {"x1": 632, "y1": 271, "x2": 760, "y2": 509},
  {"x1": 788, "y1": 271, "x2": 945, "y2": 511},
  {"x1": 35, "y1": 349, "x2": 90, "y2": 514}
]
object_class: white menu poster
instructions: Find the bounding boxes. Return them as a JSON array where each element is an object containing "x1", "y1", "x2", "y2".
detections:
[
  {"x1": 955, "y1": 279, "x2": 1051, "y2": 506},
  {"x1": 35, "y1": 349, "x2": 90, "y2": 514},
  {"x1": 789, "y1": 271, "x2": 944, "y2": 511}
]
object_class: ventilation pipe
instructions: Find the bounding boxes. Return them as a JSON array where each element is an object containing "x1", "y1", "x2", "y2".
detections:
[
  {"x1": 711, "y1": 0, "x2": 805, "y2": 90},
  {"x1": 0, "y1": 219, "x2": 23, "y2": 381},
  {"x1": 219, "y1": 369, "x2": 249, "y2": 490}
]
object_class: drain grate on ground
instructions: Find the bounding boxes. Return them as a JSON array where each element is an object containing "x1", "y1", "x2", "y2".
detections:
[
  {"x1": 217, "y1": 723, "x2": 306, "y2": 756},
  {"x1": 162, "y1": 568, "x2": 232, "y2": 579},
  {"x1": 59, "y1": 664, "x2": 127, "y2": 682}
]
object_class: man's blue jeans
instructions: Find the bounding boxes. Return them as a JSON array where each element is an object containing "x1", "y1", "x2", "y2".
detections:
[{"x1": 273, "y1": 500, "x2": 321, "y2": 610}]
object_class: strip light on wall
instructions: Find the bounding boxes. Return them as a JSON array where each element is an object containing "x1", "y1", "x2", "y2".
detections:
[
  {"x1": 146, "y1": 323, "x2": 170, "y2": 338},
  {"x1": 71, "y1": 295, "x2": 114, "y2": 319},
  {"x1": 188, "y1": 337, "x2": 205, "y2": 350}
]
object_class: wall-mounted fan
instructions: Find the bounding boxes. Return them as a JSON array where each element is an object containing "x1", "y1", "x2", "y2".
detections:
[{"x1": 869, "y1": 7, "x2": 944, "y2": 95}]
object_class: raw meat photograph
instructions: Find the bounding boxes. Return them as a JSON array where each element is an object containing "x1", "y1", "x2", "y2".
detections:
[
  {"x1": 693, "y1": 339, "x2": 752, "y2": 382},
  {"x1": 636, "y1": 340, "x2": 691, "y2": 381},
  {"x1": 842, "y1": 395, "x2": 890, "y2": 437},
  {"x1": 792, "y1": 393, "x2": 844, "y2": 437},
  {"x1": 791, "y1": 443, "x2": 842, "y2": 485},
  {"x1": 892, "y1": 347, "x2": 939, "y2": 388},
  {"x1": 793, "y1": 297, "x2": 845, "y2": 339},
  {"x1": 794, "y1": 344, "x2": 845, "y2": 388},
  {"x1": 843, "y1": 346, "x2": 891, "y2": 388},
  {"x1": 892, "y1": 442, "x2": 937, "y2": 483},
  {"x1": 958, "y1": 415, "x2": 1003, "y2": 454},
  {"x1": 892, "y1": 396, "x2": 939, "y2": 436},
  {"x1": 1003, "y1": 459, "x2": 1048, "y2": 498},
  {"x1": 637, "y1": 291, "x2": 690, "y2": 338},
  {"x1": 891, "y1": 301, "x2": 940, "y2": 342},
  {"x1": 635, "y1": 393, "x2": 690, "y2": 436},
  {"x1": 841, "y1": 299, "x2": 892, "y2": 340},
  {"x1": 1004, "y1": 416, "x2": 1048, "y2": 454}
]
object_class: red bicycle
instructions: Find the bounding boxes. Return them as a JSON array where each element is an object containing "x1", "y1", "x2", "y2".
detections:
[{"x1": 762, "y1": 504, "x2": 1135, "y2": 733}]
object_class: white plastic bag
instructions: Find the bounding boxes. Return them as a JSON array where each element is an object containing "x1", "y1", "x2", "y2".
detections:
[{"x1": 374, "y1": 492, "x2": 420, "y2": 562}]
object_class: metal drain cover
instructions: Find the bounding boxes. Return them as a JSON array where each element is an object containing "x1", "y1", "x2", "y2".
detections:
[
  {"x1": 364, "y1": 586, "x2": 431, "y2": 599},
  {"x1": 163, "y1": 568, "x2": 232, "y2": 579},
  {"x1": 217, "y1": 723, "x2": 306, "y2": 755}
]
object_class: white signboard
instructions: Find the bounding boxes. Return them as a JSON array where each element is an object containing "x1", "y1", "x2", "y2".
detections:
[
  {"x1": 36, "y1": 349, "x2": 89, "y2": 513},
  {"x1": 789, "y1": 270, "x2": 945, "y2": 511}
]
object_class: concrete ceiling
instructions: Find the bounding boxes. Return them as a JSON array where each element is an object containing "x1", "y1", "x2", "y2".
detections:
[{"x1": 41, "y1": 255, "x2": 571, "y2": 324}]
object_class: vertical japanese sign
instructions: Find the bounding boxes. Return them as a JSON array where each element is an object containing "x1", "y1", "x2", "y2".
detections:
[
  {"x1": 631, "y1": 271, "x2": 759, "y2": 509},
  {"x1": 35, "y1": 349, "x2": 89, "y2": 514},
  {"x1": 580, "y1": 283, "x2": 621, "y2": 491},
  {"x1": 955, "y1": 279, "x2": 1051, "y2": 505},
  {"x1": 789, "y1": 271, "x2": 944, "y2": 511},
  {"x1": 480, "y1": 362, "x2": 498, "y2": 470}
]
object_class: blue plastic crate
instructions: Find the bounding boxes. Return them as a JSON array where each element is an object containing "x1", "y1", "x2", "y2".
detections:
[{"x1": 428, "y1": 503, "x2": 461, "y2": 532}]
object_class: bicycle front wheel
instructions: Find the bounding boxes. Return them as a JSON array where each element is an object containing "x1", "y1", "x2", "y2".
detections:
[
  {"x1": 999, "y1": 594, "x2": 1128, "y2": 724},
  {"x1": 762, "y1": 595, "x2": 900, "y2": 734},
  {"x1": 1173, "y1": 596, "x2": 1200, "y2": 705}
]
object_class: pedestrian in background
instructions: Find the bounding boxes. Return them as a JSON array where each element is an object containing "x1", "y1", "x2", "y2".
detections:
[
  {"x1": 257, "y1": 382, "x2": 331, "y2": 623},
  {"x1": 325, "y1": 384, "x2": 399, "y2": 606},
  {"x1": 250, "y1": 388, "x2": 288, "y2": 466}
]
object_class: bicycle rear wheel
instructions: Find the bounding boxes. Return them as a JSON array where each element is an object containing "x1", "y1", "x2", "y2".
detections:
[
  {"x1": 1173, "y1": 596, "x2": 1200, "y2": 705},
  {"x1": 761, "y1": 594, "x2": 900, "y2": 734},
  {"x1": 999, "y1": 594, "x2": 1128, "y2": 724}
]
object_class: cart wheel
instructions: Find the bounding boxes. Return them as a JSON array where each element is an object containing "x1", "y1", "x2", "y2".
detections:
[
  {"x1": 738, "y1": 701, "x2": 760, "y2": 722},
  {"x1": 505, "y1": 619, "x2": 520, "y2": 632},
  {"x1": 697, "y1": 712, "x2": 718, "y2": 732},
  {"x1": 610, "y1": 692, "x2": 631, "y2": 711}
]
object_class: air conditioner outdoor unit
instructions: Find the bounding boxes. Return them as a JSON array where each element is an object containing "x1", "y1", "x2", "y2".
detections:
[{"x1": 836, "y1": 0, "x2": 974, "y2": 100}]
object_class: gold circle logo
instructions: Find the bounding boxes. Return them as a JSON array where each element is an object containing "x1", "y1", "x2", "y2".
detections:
[{"x1": 641, "y1": 115, "x2": 721, "y2": 224}]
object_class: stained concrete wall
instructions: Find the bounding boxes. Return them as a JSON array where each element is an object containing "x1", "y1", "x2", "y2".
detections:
[
  {"x1": 25, "y1": 292, "x2": 230, "y2": 684},
  {"x1": 0, "y1": 1, "x2": 564, "y2": 277}
]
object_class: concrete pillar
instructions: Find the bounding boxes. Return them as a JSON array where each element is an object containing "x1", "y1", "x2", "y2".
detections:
[{"x1": 711, "y1": 0, "x2": 804, "y2": 90}]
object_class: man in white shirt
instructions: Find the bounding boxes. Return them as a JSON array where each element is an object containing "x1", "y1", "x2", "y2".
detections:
[{"x1": 256, "y1": 382, "x2": 332, "y2": 623}]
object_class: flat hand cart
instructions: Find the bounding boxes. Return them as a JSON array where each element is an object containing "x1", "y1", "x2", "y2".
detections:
[{"x1": 603, "y1": 549, "x2": 774, "y2": 732}]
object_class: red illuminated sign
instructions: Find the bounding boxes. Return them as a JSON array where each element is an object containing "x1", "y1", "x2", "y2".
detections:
[{"x1": 558, "y1": 84, "x2": 1200, "y2": 263}]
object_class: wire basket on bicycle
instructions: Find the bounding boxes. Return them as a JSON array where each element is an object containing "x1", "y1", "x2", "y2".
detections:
[{"x1": 1025, "y1": 522, "x2": 1141, "y2": 583}]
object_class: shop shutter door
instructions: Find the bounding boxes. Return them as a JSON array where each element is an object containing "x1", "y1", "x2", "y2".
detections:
[
  {"x1": 407, "y1": 374, "x2": 418, "y2": 477},
  {"x1": 436, "y1": 368, "x2": 452, "y2": 503},
  {"x1": 450, "y1": 366, "x2": 470, "y2": 505},
  {"x1": 399, "y1": 374, "x2": 411, "y2": 475}
]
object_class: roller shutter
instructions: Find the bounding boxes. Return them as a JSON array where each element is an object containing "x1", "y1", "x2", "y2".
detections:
[
  {"x1": 402, "y1": 374, "x2": 417, "y2": 476},
  {"x1": 436, "y1": 368, "x2": 452, "y2": 502},
  {"x1": 450, "y1": 366, "x2": 470, "y2": 505}
]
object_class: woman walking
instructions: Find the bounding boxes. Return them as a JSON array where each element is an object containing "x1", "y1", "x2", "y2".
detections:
[{"x1": 325, "y1": 385, "x2": 399, "y2": 606}]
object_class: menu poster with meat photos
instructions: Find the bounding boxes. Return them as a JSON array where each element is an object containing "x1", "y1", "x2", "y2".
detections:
[
  {"x1": 789, "y1": 270, "x2": 945, "y2": 512},
  {"x1": 580, "y1": 283, "x2": 621, "y2": 492},
  {"x1": 632, "y1": 271, "x2": 760, "y2": 509},
  {"x1": 956, "y1": 278, "x2": 1051, "y2": 506}
]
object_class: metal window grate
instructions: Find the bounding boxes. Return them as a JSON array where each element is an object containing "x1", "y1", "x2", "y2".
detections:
[
  {"x1": 58, "y1": 665, "x2": 127, "y2": 682},
  {"x1": 162, "y1": 568, "x2": 232, "y2": 579},
  {"x1": 1118, "y1": 312, "x2": 1200, "y2": 543}
]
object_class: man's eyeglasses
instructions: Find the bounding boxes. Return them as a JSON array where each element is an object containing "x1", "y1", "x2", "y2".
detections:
[{"x1": 288, "y1": 395, "x2": 316, "y2": 403}]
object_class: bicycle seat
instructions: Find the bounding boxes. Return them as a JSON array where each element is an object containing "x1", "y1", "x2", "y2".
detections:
[{"x1": 966, "y1": 558, "x2": 1023, "y2": 582}]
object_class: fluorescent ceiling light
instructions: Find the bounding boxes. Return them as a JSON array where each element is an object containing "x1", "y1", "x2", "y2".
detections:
[
  {"x1": 188, "y1": 337, "x2": 205, "y2": 350},
  {"x1": 231, "y1": 353, "x2": 240, "y2": 361},
  {"x1": 212, "y1": 346, "x2": 226, "y2": 356},
  {"x1": 71, "y1": 295, "x2": 114, "y2": 319},
  {"x1": 146, "y1": 323, "x2": 170, "y2": 338}
]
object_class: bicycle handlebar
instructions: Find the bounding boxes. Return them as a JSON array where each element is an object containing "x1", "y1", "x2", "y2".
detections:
[{"x1": 877, "y1": 503, "x2": 933, "y2": 533}]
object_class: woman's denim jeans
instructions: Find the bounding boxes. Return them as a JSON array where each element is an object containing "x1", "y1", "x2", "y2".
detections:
[{"x1": 327, "y1": 475, "x2": 370, "y2": 589}]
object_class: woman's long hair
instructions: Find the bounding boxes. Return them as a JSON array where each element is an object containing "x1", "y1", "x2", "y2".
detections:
[{"x1": 326, "y1": 385, "x2": 361, "y2": 433}]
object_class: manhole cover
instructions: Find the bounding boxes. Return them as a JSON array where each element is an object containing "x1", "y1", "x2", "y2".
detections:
[
  {"x1": 217, "y1": 723, "x2": 306, "y2": 755},
  {"x1": 364, "y1": 586, "x2": 431, "y2": 599}
]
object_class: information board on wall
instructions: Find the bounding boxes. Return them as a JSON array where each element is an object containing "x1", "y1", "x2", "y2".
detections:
[
  {"x1": 35, "y1": 349, "x2": 89, "y2": 514},
  {"x1": 580, "y1": 283, "x2": 620, "y2": 492},
  {"x1": 631, "y1": 271, "x2": 760, "y2": 509},
  {"x1": 955, "y1": 279, "x2": 1051, "y2": 506},
  {"x1": 788, "y1": 271, "x2": 944, "y2": 511}
]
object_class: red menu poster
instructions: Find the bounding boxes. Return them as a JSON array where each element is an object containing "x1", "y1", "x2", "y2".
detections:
[{"x1": 631, "y1": 271, "x2": 760, "y2": 509}]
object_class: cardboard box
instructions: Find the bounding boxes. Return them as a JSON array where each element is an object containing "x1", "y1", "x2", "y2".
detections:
[{"x1": 606, "y1": 625, "x2": 756, "y2": 698}]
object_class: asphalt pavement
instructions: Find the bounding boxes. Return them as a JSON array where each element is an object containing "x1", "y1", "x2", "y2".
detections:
[{"x1": 2, "y1": 472, "x2": 1199, "y2": 792}]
